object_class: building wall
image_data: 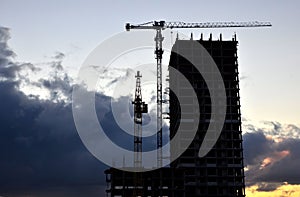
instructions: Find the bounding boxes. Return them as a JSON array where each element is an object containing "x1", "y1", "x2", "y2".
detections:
[{"x1": 169, "y1": 35, "x2": 246, "y2": 197}]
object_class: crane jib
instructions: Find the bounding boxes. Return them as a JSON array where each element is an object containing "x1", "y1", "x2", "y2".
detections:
[{"x1": 126, "y1": 20, "x2": 272, "y2": 30}]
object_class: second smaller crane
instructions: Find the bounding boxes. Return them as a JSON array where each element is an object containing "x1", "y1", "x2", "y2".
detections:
[{"x1": 132, "y1": 71, "x2": 148, "y2": 168}]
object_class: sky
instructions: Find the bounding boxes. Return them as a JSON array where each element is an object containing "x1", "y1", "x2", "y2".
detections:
[{"x1": 0, "y1": 0, "x2": 300, "y2": 196}]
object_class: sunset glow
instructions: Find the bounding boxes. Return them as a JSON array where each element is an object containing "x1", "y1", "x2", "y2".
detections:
[{"x1": 246, "y1": 183, "x2": 300, "y2": 197}]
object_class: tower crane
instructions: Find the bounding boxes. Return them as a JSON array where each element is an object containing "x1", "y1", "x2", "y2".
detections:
[
  {"x1": 125, "y1": 20, "x2": 271, "y2": 168},
  {"x1": 132, "y1": 71, "x2": 148, "y2": 168},
  {"x1": 131, "y1": 71, "x2": 148, "y2": 196}
]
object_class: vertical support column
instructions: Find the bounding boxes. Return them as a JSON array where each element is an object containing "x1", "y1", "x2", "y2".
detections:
[
  {"x1": 132, "y1": 71, "x2": 148, "y2": 197},
  {"x1": 133, "y1": 71, "x2": 143, "y2": 168},
  {"x1": 155, "y1": 28, "x2": 164, "y2": 197},
  {"x1": 155, "y1": 29, "x2": 164, "y2": 168}
]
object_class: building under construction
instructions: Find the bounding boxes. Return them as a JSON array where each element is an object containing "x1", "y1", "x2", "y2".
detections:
[
  {"x1": 169, "y1": 34, "x2": 245, "y2": 196},
  {"x1": 105, "y1": 167, "x2": 185, "y2": 196},
  {"x1": 105, "y1": 34, "x2": 246, "y2": 197}
]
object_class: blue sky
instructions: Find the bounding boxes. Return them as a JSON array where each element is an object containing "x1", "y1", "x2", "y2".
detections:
[
  {"x1": 1, "y1": 0, "x2": 300, "y2": 196},
  {"x1": 1, "y1": 0, "x2": 300, "y2": 124}
]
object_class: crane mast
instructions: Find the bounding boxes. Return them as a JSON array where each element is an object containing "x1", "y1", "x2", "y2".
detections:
[
  {"x1": 132, "y1": 71, "x2": 148, "y2": 168},
  {"x1": 126, "y1": 20, "x2": 272, "y2": 169},
  {"x1": 155, "y1": 27, "x2": 164, "y2": 168}
]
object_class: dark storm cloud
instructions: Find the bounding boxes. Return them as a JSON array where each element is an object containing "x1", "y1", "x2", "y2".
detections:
[
  {"x1": 243, "y1": 122, "x2": 300, "y2": 191},
  {"x1": 0, "y1": 26, "x2": 113, "y2": 195},
  {"x1": 0, "y1": 73, "x2": 107, "y2": 189},
  {"x1": 0, "y1": 26, "x2": 159, "y2": 196},
  {"x1": 243, "y1": 130, "x2": 272, "y2": 165},
  {"x1": 0, "y1": 185, "x2": 106, "y2": 197},
  {"x1": 2, "y1": 25, "x2": 300, "y2": 195},
  {"x1": 259, "y1": 138, "x2": 300, "y2": 183}
]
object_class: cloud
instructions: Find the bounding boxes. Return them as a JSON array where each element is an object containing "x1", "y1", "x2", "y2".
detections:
[
  {"x1": 243, "y1": 121, "x2": 300, "y2": 191},
  {"x1": 0, "y1": 27, "x2": 14, "y2": 58},
  {"x1": 2, "y1": 25, "x2": 300, "y2": 196},
  {"x1": 53, "y1": 51, "x2": 65, "y2": 60},
  {"x1": 0, "y1": 185, "x2": 106, "y2": 197},
  {"x1": 0, "y1": 27, "x2": 112, "y2": 195},
  {"x1": 0, "y1": 27, "x2": 17, "y2": 79},
  {"x1": 256, "y1": 182, "x2": 282, "y2": 192},
  {"x1": 0, "y1": 81, "x2": 108, "y2": 189},
  {"x1": 246, "y1": 183, "x2": 300, "y2": 197},
  {"x1": 0, "y1": 26, "x2": 161, "y2": 196},
  {"x1": 244, "y1": 121, "x2": 300, "y2": 139},
  {"x1": 243, "y1": 131, "x2": 273, "y2": 166}
]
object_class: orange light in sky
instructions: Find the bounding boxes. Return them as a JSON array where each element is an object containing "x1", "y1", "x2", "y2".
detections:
[
  {"x1": 260, "y1": 150, "x2": 290, "y2": 169},
  {"x1": 246, "y1": 183, "x2": 300, "y2": 197}
]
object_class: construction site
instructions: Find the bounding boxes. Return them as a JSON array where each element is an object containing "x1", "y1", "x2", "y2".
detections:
[{"x1": 104, "y1": 21, "x2": 271, "y2": 197}]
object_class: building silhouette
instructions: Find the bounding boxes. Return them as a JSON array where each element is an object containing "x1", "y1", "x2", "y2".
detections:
[
  {"x1": 169, "y1": 34, "x2": 246, "y2": 196},
  {"x1": 105, "y1": 34, "x2": 246, "y2": 197}
]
